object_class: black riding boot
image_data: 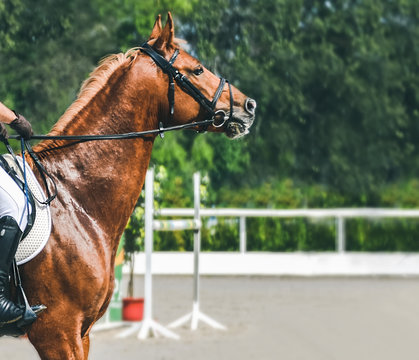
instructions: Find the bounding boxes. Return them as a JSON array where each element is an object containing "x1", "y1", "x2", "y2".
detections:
[
  {"x1": 0, "y1": 216, "x2": 25, "y2": 325},
  {"x1": 0, "y1": 215, "x2": 47, "y2": 328}
]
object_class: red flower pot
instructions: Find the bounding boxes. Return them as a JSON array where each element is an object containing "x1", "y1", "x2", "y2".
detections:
[{"x1": 122, "y1": 297, "x2": 144, "y2": 321}]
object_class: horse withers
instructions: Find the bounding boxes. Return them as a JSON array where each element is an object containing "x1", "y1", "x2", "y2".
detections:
[{"x1": 18, "y1": 12, "x2": 255, "y2": 359}]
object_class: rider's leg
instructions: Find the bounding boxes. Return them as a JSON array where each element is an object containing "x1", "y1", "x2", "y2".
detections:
[
  {"x1": 0, "y1": 215, "x2": 24, "y2": 324},
  {"x1": 0, "y1": 164, "x2": 31, "y2": 233},
  {"x1": 0, "y1": 166, "x2": 44, "y2": 326}
]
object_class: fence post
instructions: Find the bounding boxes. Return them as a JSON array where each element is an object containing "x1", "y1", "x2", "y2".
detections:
[
  {"x1": 168, "y1": 172, "x2": 226, "y2": 331},
  {"x1": 142, "y1": 169, "x2": 154, "y2": 327},
  {"x1": 336, "y1": 216, "x2": 346, "y2": 253},
  {"x1": 239, "y1": 216, "x2": 246, "y2": 254}
]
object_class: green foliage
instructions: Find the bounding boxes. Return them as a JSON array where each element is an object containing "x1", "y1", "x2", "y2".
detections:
[
  {"x1": 0, "y1": 0, "x2": 116, "y2": 134},
  {"x1": 147, "y1": 175, "x2": 419, "y2": 253},
  {"x1": 123, "y1": 165, "x2": 167, "y2": 258},
  {"x1": 202, "y1": 218, "x2": 240, "y2": 252},
  {"x1": 0, "y1": 0, "x2": 23, "y2": 51},
  {"x1": 124, "y1": 207, "x2": 145, "y2": 256},
  {"x1": 151, "y1": 168, "x2": 210, "y2": 252},
  {"x1": 181, "y1": 0, "x2": 419, "y2": 200},
  {"x1": 94, "y1": 0, "x2": 197, "y2": 50},
  {"x1": 0, "y1": 0, "x2": 196, "y2": 135},
  {"x1": 123, "y1": 165, "x2": 167, "y2": 296},
  {"x1": 346, "y1": 218, "x2": 419, "y2": 252},
  {"x1": 207, "y1": 178, "x2": 419, "y2": 252}
]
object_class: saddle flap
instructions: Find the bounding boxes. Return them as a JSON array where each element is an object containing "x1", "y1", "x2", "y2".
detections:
[{"x1": 1, "y1": 154, "x2": 52, "y2": 265}]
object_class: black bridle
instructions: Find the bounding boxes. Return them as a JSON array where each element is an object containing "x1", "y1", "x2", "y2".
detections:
[{"x1": 140, "y1": 43, "x2": 234, "y2": 137}]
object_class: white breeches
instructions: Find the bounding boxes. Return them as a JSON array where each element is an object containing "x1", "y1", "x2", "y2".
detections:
[{"x1": 0, "y1": 166, "x2": 31, "y2": 231}]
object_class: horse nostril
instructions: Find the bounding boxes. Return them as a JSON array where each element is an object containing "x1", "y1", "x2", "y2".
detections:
[{"x1": 245, "y1": 98, "x2": 257, "y2": 115}]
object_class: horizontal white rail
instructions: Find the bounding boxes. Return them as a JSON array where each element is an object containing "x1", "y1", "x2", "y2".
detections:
[
  {"x1": 156, "y1": 208, "x2": 419, "y2": 218},
  {"x1": 128, "y1": 252, "x2": 419, "y2": 276},
  {"x1": 154, "y1": 207, "x2": 419, "y2": 253},
  {"x1": 153, "y1": 219, "x2": 201, "y2": 231}
]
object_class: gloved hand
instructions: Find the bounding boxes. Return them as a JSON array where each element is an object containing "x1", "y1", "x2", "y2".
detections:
[
  {"x1": 10, "y1": 113, "x2": 33, "y2": 140},
  {"x1": 0, "y1": 122, "x2": 8, "y2": 141}
]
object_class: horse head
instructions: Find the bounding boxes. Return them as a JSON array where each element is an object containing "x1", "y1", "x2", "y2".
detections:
[{"x1": 140, "y1": 13, "x2": 256, "y2": 139}]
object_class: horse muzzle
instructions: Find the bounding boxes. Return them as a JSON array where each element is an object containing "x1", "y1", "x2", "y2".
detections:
[{"x1": 223, "y1": 97, "x2": 256, "y2": 139}]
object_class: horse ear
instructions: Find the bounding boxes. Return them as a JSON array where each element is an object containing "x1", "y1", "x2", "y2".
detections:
[
  {"x1": 154, "y1": 12, "x2": 175, "y2": 51},
  {"x1": 148, "y1": 14, "x2": 162, "y2": 41}
]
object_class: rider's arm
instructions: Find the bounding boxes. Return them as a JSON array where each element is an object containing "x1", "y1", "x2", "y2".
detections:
[
  {"x1": 0, "y1": 102, "x2": 16, "y2": 124},
  {"x1": 0, "y1": 102, "x2": 33, "y2": 140}
]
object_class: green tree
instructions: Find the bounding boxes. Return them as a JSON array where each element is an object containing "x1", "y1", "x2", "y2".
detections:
[
  {"x1": 0, "y1": 0, "x2": 23, "y2": 51},
  {"x1": 181, "y1": 0, "x2": 419, "y2": 203},
  {"x1": 0, "y1": 0, "x2": 116, "y2": 133}
]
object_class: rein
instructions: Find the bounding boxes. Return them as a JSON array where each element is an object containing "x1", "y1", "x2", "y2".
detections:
[{"x1": 7, "y1": 119, "x2": 215, "y2": 141}]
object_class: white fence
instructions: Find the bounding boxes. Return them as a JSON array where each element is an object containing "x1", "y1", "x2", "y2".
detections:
[
  {"x1": 95, "y1": 173, "x2": 419, "y2": 337},
  {"x1": 143, "y1": 173, "x2": 419, "y2": 276},
  {"x1": 156, "y1": 207, "x2": 419, "y2": 253}
]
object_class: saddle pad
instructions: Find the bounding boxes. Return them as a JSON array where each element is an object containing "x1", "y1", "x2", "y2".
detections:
[{"x1": 2, "y1": 154, "x2": 52, "y2": 265}]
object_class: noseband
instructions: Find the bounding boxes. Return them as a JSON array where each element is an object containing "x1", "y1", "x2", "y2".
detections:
[{"x1": 140, "y1": 43, "x2": 234, "y2": 137}]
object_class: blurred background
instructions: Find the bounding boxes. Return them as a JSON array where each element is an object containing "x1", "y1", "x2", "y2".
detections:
[{"x1": 1, "y1": 0, "x2": 419, "y2": 252}]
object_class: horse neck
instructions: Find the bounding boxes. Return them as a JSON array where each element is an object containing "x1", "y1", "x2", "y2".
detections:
[{"x1": 33, "y1": 60, "x2": 160, "y2": 241}]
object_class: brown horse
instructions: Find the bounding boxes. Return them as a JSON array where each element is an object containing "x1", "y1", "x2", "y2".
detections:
[{"x1": 18, "y1": 13, "x2": 255, "y2": 359}]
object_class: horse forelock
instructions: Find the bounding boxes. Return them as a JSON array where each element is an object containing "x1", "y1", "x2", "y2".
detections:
[{"x1": 48, "y1": 47, "x2": 140, "y2": 135}]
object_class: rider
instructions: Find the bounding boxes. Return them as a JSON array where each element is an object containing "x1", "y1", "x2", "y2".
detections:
[{"x1": 0, "y1": 101, "x2": 38, "y2": 326}]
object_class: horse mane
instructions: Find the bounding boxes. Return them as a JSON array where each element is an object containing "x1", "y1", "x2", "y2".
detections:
[
  {"x1": 48, "y1": 47, "x2": 140, "y2": 135},
  {"x1": 33, "y1": 43, "x2": 185, "y2": 155}
]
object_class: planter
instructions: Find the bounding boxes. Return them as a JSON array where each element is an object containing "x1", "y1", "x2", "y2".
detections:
[{"x1": 122, "y1": 297, "x2": 144, "y2": 321}]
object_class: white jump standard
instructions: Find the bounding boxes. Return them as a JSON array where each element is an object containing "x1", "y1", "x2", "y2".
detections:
[
  {"x1": 116, "y1": 169, "x2": 180, "y2": 340},
  {"x1": 167, "y1": 172, "x2": 226, "y2": 331}
]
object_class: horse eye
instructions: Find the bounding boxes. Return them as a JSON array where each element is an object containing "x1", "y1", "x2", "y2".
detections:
[{"x1": 193, "y1": 66, "x2": 204, "y2": 76}]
